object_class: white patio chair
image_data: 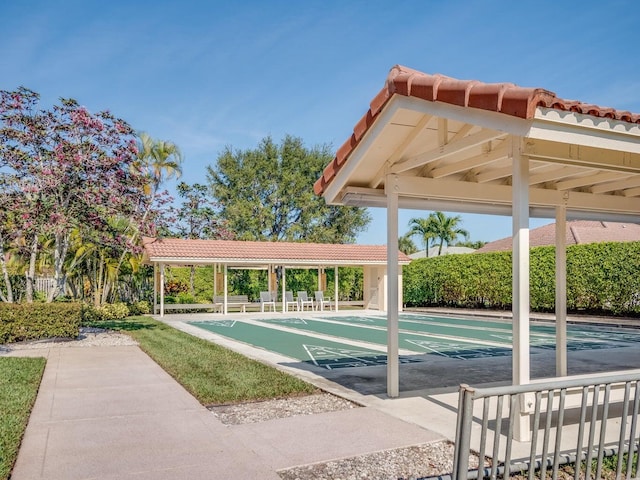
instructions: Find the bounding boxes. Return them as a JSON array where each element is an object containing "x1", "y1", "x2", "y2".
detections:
[
  {"x1": 260, "y1": 291, "x2": 276, "y2": 312},
  {"x1": 297, "y1": 291, "x2": 314, "y2": 311},
  {"x1": 314, "y1": 291, "x2": 334, "y2": 311},
  {"x1": 284, "y1": 291, "x2": 298, "y2": 312}
]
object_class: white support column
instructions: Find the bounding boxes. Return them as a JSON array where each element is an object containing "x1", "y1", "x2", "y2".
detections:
[
  {"x1": 159, "y1": 263, "x2": 165, "y2": 318},
  {"x1": 556, "y1": 206, "x2": 568, "y2": 376},
  {"x1": 223, "y1": 264, "x2": 228, "y2": 315},
  {"x1": 512, "y1": 138, "x2": 531, "y2": 441},
  {"x1": 282, "y1": 267, "x2": 286, "y2": 313},
  {"x1": 213, "y1": 263, "x2": 217, "y2": 301},
  {"x1": 386, "y1": 174, "x2": 400, "y2": 398},
  {"x1": 334, "y1": 266, "x2": 339, "y2": 312},
  {"x1": 153, "y1": 263, "x2": 158, "y2": 315}
]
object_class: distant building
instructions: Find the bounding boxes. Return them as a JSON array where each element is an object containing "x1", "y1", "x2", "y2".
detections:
[
  {"x1": 476, "y1": 221, "x2": 640, "y2": 253},
  {"x1": 409, "y1": 246, "x2": 476, "y2": 259}
]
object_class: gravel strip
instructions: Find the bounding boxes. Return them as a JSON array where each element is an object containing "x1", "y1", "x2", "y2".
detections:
[
  {"x1": 209, "y1": 392, "x2": 359, "y2": 425},
  {"x1": 278, "y1": 441, "x2": 480, "y2": 480},
  {"x1": 0, "y1": 327, "x2": 137, "y2": 353}
]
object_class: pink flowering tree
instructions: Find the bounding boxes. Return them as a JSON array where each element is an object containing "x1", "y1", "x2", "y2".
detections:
[{"x1": 0, "y1": 87, "x2": 163, "y2": 303}]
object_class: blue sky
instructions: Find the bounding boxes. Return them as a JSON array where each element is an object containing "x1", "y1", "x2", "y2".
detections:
[{"x1": 2, "y1": 1, "x2": 639, "y2": 245}]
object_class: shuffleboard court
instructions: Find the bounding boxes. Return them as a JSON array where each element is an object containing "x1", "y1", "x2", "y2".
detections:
[
  {"x1": 314, "y1": 315, "x2": 519, "y2": 345},
  {"x1": 260, "y1": 317, "x2": 513, "y2": 359},
  {"x1": 192, "y1": 320, "x2": 422, "y2": 369},
  {"x1": 305, "y1": 315, "x2": 612, "y2": 351},
  {"x1": 189, "y1": 313, "x2": 640, "y2": 369}
]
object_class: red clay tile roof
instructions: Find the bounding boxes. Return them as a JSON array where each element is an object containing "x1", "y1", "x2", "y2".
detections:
[
  {"x1": 314, "y1": 65, "x2": 640, "y2": 196},
  {"x1": 475, "y1": 221, "x2": 640, "y2": 253},
  {"x1": 142, "y1": 237, "x2": 411, "y2": 265}
]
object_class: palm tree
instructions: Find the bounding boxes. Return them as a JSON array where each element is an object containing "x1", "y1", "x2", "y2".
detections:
[
  {"x1": 398, "y1": 234, "x2": 418, "y2": 255},
  {"x1": 136, "y1": 132, "x2": 183, "y2": 195},
  {"x1": 428, "y1": 211, "x2": 470, "y2": 256},
  {"x1": 407, "y1": 217, "x2": 436, "y2": 257}
]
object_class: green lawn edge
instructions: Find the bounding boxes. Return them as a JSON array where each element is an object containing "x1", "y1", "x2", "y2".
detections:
[
  {"x1": 87, "y1": 315, "x2": 316, "y2": 405},
  {"x1": 0, "y1": 356, "x2": 46, "y2": 480}
]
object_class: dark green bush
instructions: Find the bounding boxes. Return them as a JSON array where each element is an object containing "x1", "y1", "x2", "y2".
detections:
[
  {"x1": 403, "y1": 241, "x2": 640, "y2": 316},
  {"x1": 0, "y1": 303, "x2": 82, "y2": 344}
]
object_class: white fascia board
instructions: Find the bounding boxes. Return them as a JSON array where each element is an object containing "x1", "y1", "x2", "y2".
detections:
[
  {"x1": 340, "y1": 185, "x2": 640, "y2": 221},
  {"x1": 341, "y1": 187, "x2": 512, "y2": 215},
  {"x1": 394, "y1": 176, "x2": 640, "y2": 215},
  {"x1": 530, "y1": 108, "x2": 640, "y2": 154}
]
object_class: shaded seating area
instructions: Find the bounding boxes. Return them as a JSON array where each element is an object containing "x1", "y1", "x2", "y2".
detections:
[{"x1": 142, "y1": 237, "x2": 411, "y2": 316}]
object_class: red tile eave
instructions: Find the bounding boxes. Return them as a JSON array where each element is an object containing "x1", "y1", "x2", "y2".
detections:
[
  {"x1": 142, "y1": 238, "x2": 412, "y2": 265},
  {"x1": 314, "y1": 65, "x2": 640, "y2": 196}
]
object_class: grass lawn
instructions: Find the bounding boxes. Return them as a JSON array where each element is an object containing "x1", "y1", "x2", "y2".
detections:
[
  {"x1": 0, "y1": 357, "x2": 46, "y2": 480},
  {"x1": 87, "y1": 316, "x2": 316, "y2": 405}
]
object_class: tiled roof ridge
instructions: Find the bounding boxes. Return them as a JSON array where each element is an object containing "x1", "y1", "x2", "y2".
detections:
[
  {"x1": 149, "y1": 236, "x2": 389, "y2": 249},
  {"x1": 314, "y1": 65, "x2": 640, "y2": 196}
]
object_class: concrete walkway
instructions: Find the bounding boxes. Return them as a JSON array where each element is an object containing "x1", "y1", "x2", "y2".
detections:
[{"x1": 9, "y1": 345, "x2": 442, "y2": 480}]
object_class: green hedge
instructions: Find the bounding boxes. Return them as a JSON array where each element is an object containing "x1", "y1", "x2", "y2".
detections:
[
  {"x1": 0, "y1": 303, "x2": 82, "y2": 344},
  {"x1": 403, "y1": 241, "x2": 640, "y2": 315}
]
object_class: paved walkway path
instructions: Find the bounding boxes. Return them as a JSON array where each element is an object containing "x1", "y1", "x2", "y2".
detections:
[{"x1": 10, "y1": 345, "x2": 442, "y2": 480}]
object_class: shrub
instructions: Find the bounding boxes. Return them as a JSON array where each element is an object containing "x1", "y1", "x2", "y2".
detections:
[
  {"x1": 403, "y1": 241, "x2": 640, "y2": 316},
  {"x1": 100, "y1": 302, "x2": 130, "y2": 320},
  {"x1": 81, "y1": 302, "x2": 130, "y2": 324},
  {"x1": 0, "y1": 303, "x2": 82, "y2": 344},
  {"x1": 128, "y1": 301, "x2": 150, "y2": 315}
]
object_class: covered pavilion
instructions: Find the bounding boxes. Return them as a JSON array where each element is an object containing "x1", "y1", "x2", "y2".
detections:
[
  {"x1": 142, "y1": 237, "x2": 411, "y2": 316},
  {"x1": 314, "y1": 65, "x2": 640, "y2": 436}
]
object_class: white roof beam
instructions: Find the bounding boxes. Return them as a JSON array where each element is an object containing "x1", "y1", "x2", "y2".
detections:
[
  {"x1": 623, "y1": 186, "x2": 640, "y2": 197},
  {"x1": 475, "y1": 165, "x2": 513, "y2": 183},
  {"x1": 392, "y1": 175, "x2": 640, "y2": 215},
  {"x1": 438, "y1": 118, "x2": 448, "y2": 146},
  {"x1": 475, "y1": 160, "x2": 549, "y2": 183},
  {"x1": 447, "y1": 123, "x2": 474, "y2": 145},
  {"x1": 390, "y1": 128, "x2": 507, "y2": 174},
  {"x1": 340, "y1": 186, "x2": 639, "y2": 222},
  {"x1": 529, "y1": 166, "x2": 587, "y2": 185},
  {"x1": 590, "y1": 176, "x2": 640, "y2": 194},
  {"x1": 523, "y1": 139, "x2": 640, "y2": 173},
  {"x1": 553, "y1": 171, "x2": 630, "y2": 191},
  {"x1": 430, "y1": 144, "x2": 508, "y2": 179}
]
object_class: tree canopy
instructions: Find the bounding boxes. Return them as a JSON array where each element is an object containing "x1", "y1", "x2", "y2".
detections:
[
  {"x1": 0, "y1": 88, "x2": 169, "y2": 303},
  {"x1": 172, "y1": 182, "x2": 232, "y2": 240},
  {"x1": 207, "y1": 135, "x2": 370, "y2": 243}
]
